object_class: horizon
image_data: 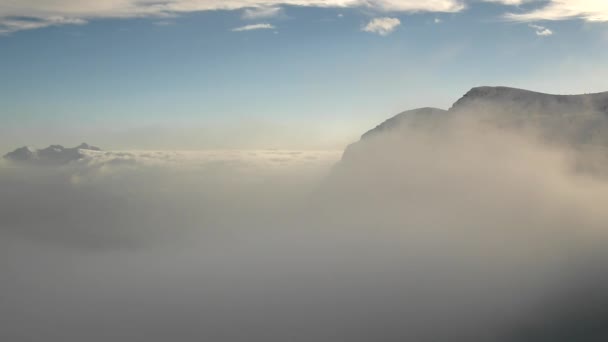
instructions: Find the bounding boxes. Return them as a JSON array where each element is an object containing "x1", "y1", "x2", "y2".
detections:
[{"x1": 3, "y1": 84, "x2": 608, "y2": 153}]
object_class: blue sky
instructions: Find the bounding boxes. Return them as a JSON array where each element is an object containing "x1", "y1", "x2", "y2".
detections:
[{"x1": 1, "y1": 0, "x2": 607, "y2": 150}]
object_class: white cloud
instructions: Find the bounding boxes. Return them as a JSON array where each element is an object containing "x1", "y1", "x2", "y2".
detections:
[
  {"x1": 0, "y1": 0, "x2": 465, "y2": 34},
  {"x1": 434, "y1": 17, "x2": 443, "y2": 23},
  {"x1": 505, "y1": 0, "x2": 608, "y2": 22},
  {"x1": 529, "y1": 23, "x2": 553, "y2": 36},
  {"x1": 0, "y1": 16, "x2": 87, "y2": 35},
  {"x1": 242, "y1": 6, "x2": 283, "y2": 20},
  {"x1": 4, "y1": 105, "x2": 608, "y2": 341},
  {"x1": 482, "y1": 0, "x2": 532, "y2": 5},
  {"x1": 362, "y1": 17, "x2": 401, "y2": 35},
  {"x1": 232, "y1": 23, "x2": 276, "y2": 31}
]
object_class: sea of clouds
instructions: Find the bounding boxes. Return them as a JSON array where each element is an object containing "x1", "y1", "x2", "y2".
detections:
[{"x1": 2, "y1": 114, "x2": 608, "y2": 341}]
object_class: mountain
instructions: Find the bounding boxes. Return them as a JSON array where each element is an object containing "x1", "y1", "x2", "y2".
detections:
[
  {"x1": 343, "y1": 86, "x2": 608, "y2": 160},
  {"x1": 361, "y1": 107, "x2": 448, "y2": 140},
  {"x1": 4, "y1": 143, "x2": 101, "y2": 165},
  {"x1": 450, "y1": 86, "x2": 608, "y2": 115}
]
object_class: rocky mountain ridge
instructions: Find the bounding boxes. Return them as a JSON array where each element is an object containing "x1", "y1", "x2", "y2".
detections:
[{"x1": 3, "y1": 143, "x2": 101, "y2": 165}]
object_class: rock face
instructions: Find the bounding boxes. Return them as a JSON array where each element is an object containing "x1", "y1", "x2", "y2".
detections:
[{"x1": 3, "y1": 143, "x2": 101, "y2": 165}]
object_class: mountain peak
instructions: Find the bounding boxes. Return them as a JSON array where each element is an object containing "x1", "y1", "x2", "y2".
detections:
[
  {"x1": 451, "y1": 86, "x2": 608, "y2": 114},
  {"x1": 342, "y1": 86, "x2": 608, "y2": 164},
  {"x1": 3, "y1": 143, "x2": 102, "y2": 165},
  {"x1": 361, "y1": 107, "x2": 447, "y2": 140}
]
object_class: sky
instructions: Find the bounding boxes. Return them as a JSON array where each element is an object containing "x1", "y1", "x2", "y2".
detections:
[{"x1": 1, "y1": 0, "x2": 608, "y2": 150}]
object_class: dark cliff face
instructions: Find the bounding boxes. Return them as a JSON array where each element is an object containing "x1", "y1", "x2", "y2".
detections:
[{"x1": 3, "y1": 143, "x2": 101, "y2": 165}]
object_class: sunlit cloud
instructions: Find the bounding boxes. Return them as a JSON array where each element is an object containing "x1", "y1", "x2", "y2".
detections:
[
  {"x1": 362, "y1": 17, "x2": 401, "y2": 36},
  {"x1": 505, "y1": 0, "x2": 608, "y2": 22},
  {"x1": 3, "y1": 0, "x2": 605, "y2": 35}
]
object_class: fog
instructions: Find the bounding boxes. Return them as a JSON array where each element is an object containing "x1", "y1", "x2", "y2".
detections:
[{"x1": 2, "y1": 112, "x2": 608, "y2": 341}]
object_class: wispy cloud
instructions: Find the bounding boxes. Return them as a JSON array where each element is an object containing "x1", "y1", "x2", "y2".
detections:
[
  {"x1": 232, "y1": 23, "x2": 276, "y2": 32},
  {"x1": 153, "y1": 20, "x2": 174, "y2": 26},
  {"x1": 482, "y1": 0, "x2": 532, "y2": 5},
  {"x1": 505, "y1": 0, "x2": 608, "y2": 22},
  {"x1": 242, "y1": 6, "x2": 283, "y2": 20},
  {"x1": 362, "y1": 17, "x2": 401, "y2": 36},
  {"x1": 0, "y1": 0, "x2": 465, "y2": 34},
  {"x1": 529, "y1": 23, "x2": 553, "y2": 36},
  {"x1": 0, "y1": 16, "x2": 87, "y2": 35}
]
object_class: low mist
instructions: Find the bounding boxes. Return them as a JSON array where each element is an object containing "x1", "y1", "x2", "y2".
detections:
[{"x1": 2, "y1": 111, "x2": 608, "y2": 341}]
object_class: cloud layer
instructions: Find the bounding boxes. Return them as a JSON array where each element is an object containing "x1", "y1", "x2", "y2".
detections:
[
  {"x1": 3, "y1": 103, "x2": 608, "y2": 340},
  {"x1": 1, "y1": 0, "x2": 607, "y2": 34},
  {"x1": 0, "y1": 0, "x2": 464, "y2": 34}
]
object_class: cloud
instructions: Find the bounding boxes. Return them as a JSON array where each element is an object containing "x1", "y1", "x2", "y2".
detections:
[
  {"x1": 505, "y1": 0, "x2": 608, "y2": 22},
  {"x1": 529, "y1": 23, "x2": 553, "y2": 36},
  {"x1": 232, "y1": 23, "x2": 276, "y2": 31},
  {"x1": 362, "y1": 17, "x2": 401, "y2": 35},
  {"x1": 0, "y1": 0, "x2": 465, "y2": 34},
  {"x1": 242, "y1": 6, "x2": 283, "y2": 20},
  {"x1": 0, "y1": 16, "x2": 87, "y2": 35},
  {"x1": 0, "y1": 148, "x2": 341, "y2": 247},
  {"x1": 482, "y1": 0, "x2": 532, "y2": 5},
  {"x1": 4, "y1": 105, "x2": 608, "y2": 340}
]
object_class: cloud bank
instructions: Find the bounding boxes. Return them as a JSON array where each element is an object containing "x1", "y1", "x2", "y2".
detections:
[{"x1": 3, "y1": 93, "x2": 608, "y2": 340}]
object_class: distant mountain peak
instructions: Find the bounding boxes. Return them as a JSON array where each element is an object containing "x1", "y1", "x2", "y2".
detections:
[{"x1": 3, "y1": 143, "x2": 102, "y2": 165}]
